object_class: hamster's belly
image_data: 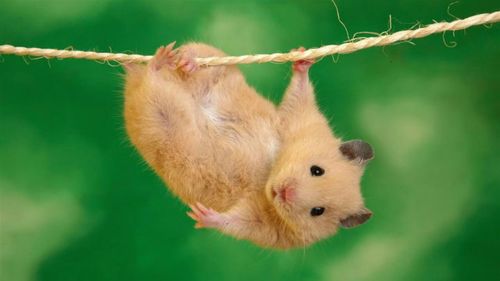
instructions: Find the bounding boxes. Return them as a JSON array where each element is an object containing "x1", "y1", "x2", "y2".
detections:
[{"x1": 198, "y1": 97, "x2": 279, "y2": 191}]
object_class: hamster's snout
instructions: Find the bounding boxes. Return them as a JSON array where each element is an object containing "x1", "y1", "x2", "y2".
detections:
[{"x1": 275, "y1": 186, "x2": 295, "y2": 204}]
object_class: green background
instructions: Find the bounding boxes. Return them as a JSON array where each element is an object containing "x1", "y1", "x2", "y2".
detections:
[{"x1": 1, "y1": 0, "x2": 499, "y2": 280}]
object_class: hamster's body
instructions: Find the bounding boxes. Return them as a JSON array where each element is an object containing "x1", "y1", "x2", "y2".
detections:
[
  {"x1": 125, "y1": 43, "x2": 278, "y2": 211},
  {"x1": 124, "y1": 43, "x2": 374, "y2": 249}
]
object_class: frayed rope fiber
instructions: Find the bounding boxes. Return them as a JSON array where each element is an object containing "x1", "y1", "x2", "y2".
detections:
[{"x1": 1, "y1": 11, "x2": 499, "y2": 66}]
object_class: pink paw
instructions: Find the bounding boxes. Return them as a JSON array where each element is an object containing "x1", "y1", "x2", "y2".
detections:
[
  {"x1": 176, "y1": 52, "x2": 198, "y2": 74},
  {"x1": 187, "y1": 202, "x2": 227, "y2": 229},
  {"x1": 151, "y1": 42, "x2": 198, "y2": 74},
  {"x1": 151, "y1": 41, "x2": 177, "y2": 71},
  {"x1": 291, "y1": 47, "x2": 314, "y2": 72}
]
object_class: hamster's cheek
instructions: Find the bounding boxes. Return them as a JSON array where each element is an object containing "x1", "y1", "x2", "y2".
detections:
[
  {"x1": 292, "y1": 189, "x2": 312, "y2": 208},
  {"x1": 296, "y1": 186, "x2": 326, "y2": 205}
]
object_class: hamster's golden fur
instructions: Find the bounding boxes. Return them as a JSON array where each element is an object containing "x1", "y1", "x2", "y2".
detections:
[{"x1": 124, "y1": 43, "x2": 373, "y2": 249}]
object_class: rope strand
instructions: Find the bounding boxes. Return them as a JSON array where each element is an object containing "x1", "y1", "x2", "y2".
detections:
[{"x1": 1, "y1": 11, "x2": 499, "y2": 66}]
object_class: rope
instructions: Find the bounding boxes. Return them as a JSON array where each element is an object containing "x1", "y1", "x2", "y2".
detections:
[{"x1": 0, "y1": 11, "x2": 499, "y2": 66}]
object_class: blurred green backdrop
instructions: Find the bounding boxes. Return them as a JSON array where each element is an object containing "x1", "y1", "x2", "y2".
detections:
[{"x1": 1, "y1": 0, "x2": 499, "y2": 281}]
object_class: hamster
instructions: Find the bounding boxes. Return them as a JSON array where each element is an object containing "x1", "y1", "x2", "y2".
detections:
[{"x1": 123, "y1": 42, "x2": 374, "y2": 249}]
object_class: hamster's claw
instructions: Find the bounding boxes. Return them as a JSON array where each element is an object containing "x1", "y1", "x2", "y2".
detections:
[
  {"x1": 291, "y1": 47, "x2": 314, "y2": 72},
  {"x1": 151, "y1": 41, "x2": 177, "y2": 71},
  {"x1": 187, "y1": 202, "x2": 226, "y2": 229},
  {"x1": 151, "y1": 42, "x2": 198, "y2": 74}
]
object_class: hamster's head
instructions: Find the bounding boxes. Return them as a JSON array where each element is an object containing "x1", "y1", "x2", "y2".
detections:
[{"x1": 266, "y1": 134, "x2": 374, "y2": 246}]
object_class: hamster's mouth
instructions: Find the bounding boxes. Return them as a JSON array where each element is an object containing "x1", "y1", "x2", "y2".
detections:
[{"x1": 271, "y1": 189, "x2": 278, "y2": 198}]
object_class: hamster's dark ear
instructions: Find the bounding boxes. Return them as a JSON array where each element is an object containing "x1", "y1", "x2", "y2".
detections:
[
  {"x1": 340, "y1": 207, "x2": 372, "y2": 228},
  {"x1": 339, "y1": 140, "x2": 374, "y2": 163}
]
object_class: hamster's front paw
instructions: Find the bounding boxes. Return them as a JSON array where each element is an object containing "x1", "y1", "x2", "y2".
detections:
[
  {"x1": 187, "y1": 202, "x2": 228, "y2": 229},
  {"x1": 291, "y1": 47, "x2": 314, "y2": 73}
]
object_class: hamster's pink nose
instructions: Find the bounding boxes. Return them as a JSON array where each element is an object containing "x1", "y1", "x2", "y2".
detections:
[{"x1": 279, "y1": 186, "x2": 295, "y2": 203}]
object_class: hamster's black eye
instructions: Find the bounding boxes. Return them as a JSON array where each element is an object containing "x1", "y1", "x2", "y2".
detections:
[
  {"x1": 310, "y1": 165, "x2": 325, "y2": 176},
  {"x1": 310, "y1": 207, "x2": 325, "y2": 216}
]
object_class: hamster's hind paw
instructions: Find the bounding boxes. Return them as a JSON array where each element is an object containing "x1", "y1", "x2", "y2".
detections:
[
  {"x1": 291, "y1": 47, "x2": 314, "y2": 73},
  {"x1": 151, "y1": 41, "x2": 178, "y2": 71},
  {"x1": 176, "y1": 51, "x2": 198, "y2": 74},
  {"x1": 187, "y1": 202, "x2": 227, "y2": 229},
  {"x1": 151, "y1": 42, "x2": 198, "y2": 74}
]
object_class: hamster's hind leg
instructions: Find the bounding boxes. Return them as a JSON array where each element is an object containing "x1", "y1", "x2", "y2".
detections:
[
  {"x1": 176, "y1": 50, "x2": 199, "y2": 74},
  {"x1": 124, "y1": 43, "x2": 202, "y2": 172},
  {"x1": 150, "y1": 42, "x2": 178, "y2": 71},
  {"x1": 174, "y1": 43, "x2": 241, "y2": 98}
]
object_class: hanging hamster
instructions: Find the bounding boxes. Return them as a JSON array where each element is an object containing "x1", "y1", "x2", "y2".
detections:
[{"x1": 123, "y1": 42, "x2": 374, "y2": 249}]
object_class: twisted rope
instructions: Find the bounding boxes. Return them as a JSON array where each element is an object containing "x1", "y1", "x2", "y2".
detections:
[{"x1": 1, "y1": 11, "x2": 499, "y2": 66}]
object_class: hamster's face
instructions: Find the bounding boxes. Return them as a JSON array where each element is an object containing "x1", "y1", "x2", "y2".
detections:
[{"x1": 266, "y1": 139, "x2": 374, "y2": 244}]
